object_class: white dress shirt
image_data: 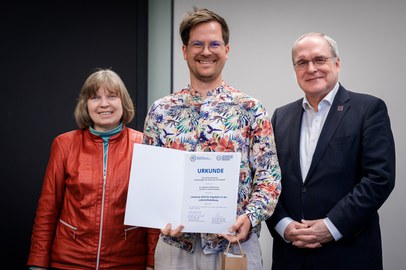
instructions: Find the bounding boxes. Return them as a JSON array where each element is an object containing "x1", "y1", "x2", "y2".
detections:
[{"x1": 275, "y1": 82, "x2": 343, "y2": 241}]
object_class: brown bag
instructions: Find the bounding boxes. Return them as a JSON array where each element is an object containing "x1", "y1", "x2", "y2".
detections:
[{"x1": 221, "y1": 239, "x2": 247, "y2": 270}]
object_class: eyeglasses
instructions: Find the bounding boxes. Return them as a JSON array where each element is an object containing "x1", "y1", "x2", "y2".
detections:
[
  {"x1": 294, "y1": 56, "x2": 336, "y2": 70},
  {"x1": 188, "y1": 40, "x2": 225, "y2": 52}
]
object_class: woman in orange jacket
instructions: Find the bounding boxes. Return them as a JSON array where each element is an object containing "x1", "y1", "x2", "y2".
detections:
[{"x1": 27, "y1": 69, "x2": 159, "y2": 270}]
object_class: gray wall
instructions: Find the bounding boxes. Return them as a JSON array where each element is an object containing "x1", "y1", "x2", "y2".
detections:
[
  {"x1": 149, "y1": 0, "x2": 406, "y2": 269},
  {"x1": 148, "y1": 0, "x2": 172, "y2": 106}
]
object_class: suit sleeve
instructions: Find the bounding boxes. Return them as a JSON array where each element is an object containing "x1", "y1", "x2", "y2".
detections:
[{"x1": 327, "y1": 98, "x2": 395, "y2": 237}]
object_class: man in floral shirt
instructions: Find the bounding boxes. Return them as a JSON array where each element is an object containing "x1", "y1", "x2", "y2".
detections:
[{"x1": 143, "y1": 8, "x2": 281, "y2": 270}]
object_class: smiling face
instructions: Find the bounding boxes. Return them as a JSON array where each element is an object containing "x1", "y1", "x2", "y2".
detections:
[
  {"x1": 182, "y1": 21, "x2": 229, "y2": 88},
  {"x1": 293, "y1": 35, "x2": 340, "y2": 107},
  {"x1": 87, "y1": 86, "x2": 123, "y2": 132}
]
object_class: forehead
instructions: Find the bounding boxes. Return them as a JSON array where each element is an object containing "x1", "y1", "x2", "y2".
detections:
[
  {"x1": 293, "y1": 36, "x2": 330, "y2": 59},
  {"x1": 189, "y1": 21, "x2": 223, "y2": 40},
  {"x1": 91, "y1": 84, "x2": 118, "y2": 96}
]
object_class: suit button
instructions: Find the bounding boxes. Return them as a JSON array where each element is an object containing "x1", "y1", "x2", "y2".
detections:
[{"x1": 302, "y1": 187, "x2": 307, "y2": 192}]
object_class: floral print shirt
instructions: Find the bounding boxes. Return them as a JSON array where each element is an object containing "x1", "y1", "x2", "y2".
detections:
[{"x1": 143, "y1": 81, "x2": 281, "y2": 254}]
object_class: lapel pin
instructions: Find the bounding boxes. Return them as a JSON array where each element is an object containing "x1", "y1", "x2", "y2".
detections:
[{"x1": 337, "y1": 105, "x2": 344, "y2": 111}]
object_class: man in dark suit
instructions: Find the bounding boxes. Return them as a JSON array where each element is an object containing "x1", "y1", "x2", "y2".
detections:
[{"x1": 266, "y1": 32, "x2": 395, "y2": 270}]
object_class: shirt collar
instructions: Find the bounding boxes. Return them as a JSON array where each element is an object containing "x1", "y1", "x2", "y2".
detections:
[
  {"x1": 187, "y1": 81, "x2": 226, "y2": 97},
  {"x1": 89, "y1": 122, "x2": 123, "y2": 142},
  {"x1": 302, "y1": 82, "x2": 339, "y2": 111}
]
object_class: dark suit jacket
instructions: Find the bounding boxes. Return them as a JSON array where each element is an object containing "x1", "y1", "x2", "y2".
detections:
[{"x1": 266, "y1": 84, "x2": 395, "y2": 270}]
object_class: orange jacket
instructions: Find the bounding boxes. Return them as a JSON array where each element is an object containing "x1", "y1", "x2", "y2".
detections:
[{"x1": 27, "y1": 127, "x2": 159, "y2": 269}]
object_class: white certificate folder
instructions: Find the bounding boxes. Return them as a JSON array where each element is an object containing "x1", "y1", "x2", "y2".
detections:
[{"x1": 124, "y1": 144, "x2": 241, "y2": 234}]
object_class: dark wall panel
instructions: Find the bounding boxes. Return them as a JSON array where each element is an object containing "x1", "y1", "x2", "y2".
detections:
[{"x1": 0, "y1": 1, "x2": 148, "y2": 267}]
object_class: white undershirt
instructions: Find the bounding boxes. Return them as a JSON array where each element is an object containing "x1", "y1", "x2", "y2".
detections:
[{"x1": 299, "y1": 83, "x2": 339, "y2": 181}]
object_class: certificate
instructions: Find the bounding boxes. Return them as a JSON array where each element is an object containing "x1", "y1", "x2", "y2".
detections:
[{"x1": 124, "y1": 144, "x2": 241, "y2": 234}]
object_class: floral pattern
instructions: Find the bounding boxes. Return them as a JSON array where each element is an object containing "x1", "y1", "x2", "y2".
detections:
[{"x1": 143, "y1": 81, "x2": 281, "y2": 253}]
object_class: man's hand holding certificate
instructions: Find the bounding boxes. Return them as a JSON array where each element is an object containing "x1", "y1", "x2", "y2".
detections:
[{"x1": 124, "y1": 144, "x2": 241, "y2": 234}]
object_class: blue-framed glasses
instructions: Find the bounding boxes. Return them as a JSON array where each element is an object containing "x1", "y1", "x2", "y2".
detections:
[{"x1": 188, "y1": 40, "x2": 225, "y2": 52}]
